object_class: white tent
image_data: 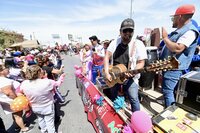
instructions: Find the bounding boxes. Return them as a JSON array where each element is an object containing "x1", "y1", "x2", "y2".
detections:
[{"x1": 10, "y1": 40, "x2": 39, "y2": 48}]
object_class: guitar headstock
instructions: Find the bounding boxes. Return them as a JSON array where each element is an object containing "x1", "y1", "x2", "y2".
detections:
[{"x1": 147, "y1": 56, "x2": 179, "y2": 72}]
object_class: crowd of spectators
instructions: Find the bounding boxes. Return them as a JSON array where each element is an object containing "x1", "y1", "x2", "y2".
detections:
[{"x1": 0, "y1": 44, "x2": 66, "y2": 133}]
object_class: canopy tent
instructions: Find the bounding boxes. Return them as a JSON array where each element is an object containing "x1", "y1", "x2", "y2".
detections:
[{"x1": 10, "y1": 40, "x2": 40, "y2": 48}]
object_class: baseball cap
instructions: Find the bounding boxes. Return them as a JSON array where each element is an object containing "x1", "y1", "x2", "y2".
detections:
[
  {"x1": 120, "y1": 18, "x2": 135, "y2": 31},
  {"x1": 172, "y1": 4, "x2": 195, "y2": 16},
  {"x1": 89, "y1": 35, "x2": 99, "y2": 41}
]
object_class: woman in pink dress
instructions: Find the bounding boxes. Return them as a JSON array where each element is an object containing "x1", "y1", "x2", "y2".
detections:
[{"x1": 80, "y1": 44, "x2": 92, "y2": 81}]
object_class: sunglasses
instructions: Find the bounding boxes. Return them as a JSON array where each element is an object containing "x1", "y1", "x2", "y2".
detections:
[
  {"x1": 171, "y1": 15, "x2": 179, "y2": 21},
  {"x1": 123, "y1": 28, "x2": 134, "y2": 33}
]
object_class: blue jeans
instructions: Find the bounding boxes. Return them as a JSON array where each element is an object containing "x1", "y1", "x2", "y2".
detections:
[
  {"x1": 92, "y1": 65, "x2": 103, "y2": 84},
  {"x1": 162, "y1": 70, "x2": 183, "y2": 107},
  {"x1": 110, "y1": 79, "x2": 140, "y2": 112}
]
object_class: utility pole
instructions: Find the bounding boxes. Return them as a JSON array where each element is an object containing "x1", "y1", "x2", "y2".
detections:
[
  {"x1": 30, "y1": 34, "x2": 32, "y2": 40},
  {"x1": 33, "y1": 32, "x2": 36, "y2": 40},
  {"x1": 130, "y1": 0, "x2": 133, "y2": 18}
]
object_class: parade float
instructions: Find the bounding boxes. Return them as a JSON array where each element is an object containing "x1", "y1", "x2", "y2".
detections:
[
  {"x1": 74, "y1": 21, "x2": 200, "y2": 132},
  {"x1": 74, "y1": 55, "x2": 200, "y2": 133},
  {"x1": 74, "y1": 55, "x2": 199, "y2": 133}
]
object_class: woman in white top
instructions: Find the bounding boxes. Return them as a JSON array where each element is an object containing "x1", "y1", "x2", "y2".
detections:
[
  {"x1": 20, "y1": 65, "x2": 57, "y2": 133},
  {"x1": 0, "y1": 64, "x2": 30, "y2": 132}
]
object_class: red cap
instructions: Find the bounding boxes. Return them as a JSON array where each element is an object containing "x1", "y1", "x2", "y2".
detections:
[{"x1": 173, "y1": 4, "x2": 195, "y2": 16}]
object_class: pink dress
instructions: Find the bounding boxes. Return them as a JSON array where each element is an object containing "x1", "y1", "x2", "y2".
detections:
[{"x1": 80, "y1": 49, "x2": 92, "y2": 80}]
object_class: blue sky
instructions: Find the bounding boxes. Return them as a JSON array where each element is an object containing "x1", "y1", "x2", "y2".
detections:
[{"x1": 0, "y1": 0, "x2": 199, "y2": 45}]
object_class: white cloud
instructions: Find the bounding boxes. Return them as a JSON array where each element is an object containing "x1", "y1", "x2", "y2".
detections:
[{"x1": 0, "y1": 0, "x2": 199, "y2": 45}]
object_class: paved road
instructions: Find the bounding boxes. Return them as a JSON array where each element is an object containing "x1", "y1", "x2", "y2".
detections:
[{"x1": 0, "y1": 54, "x2": 95, "y2": 133}]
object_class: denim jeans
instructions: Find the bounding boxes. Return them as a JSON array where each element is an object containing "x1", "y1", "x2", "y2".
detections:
[
  {"x1": 92, "y1": 65, "x2": 103, "y2": 84},
  {"x1": 110, "y1": 79, "x2": 140, "y2": 112},
  {"x1": 162, "y1": 70, "x2": 183, "y2": 107}
]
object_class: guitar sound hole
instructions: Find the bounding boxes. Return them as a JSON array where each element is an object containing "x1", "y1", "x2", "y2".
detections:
[{"x1": 120, "y1": 76, "x2": 125, "y2": 81}]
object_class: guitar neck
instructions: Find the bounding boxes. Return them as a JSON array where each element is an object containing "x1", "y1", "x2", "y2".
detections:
[
  {"x1": 129, "y1": 68, "x2": 146, "y2": 75},
  {"x1": 118, "y1": 67, "x2": 148, "y2": 77}
]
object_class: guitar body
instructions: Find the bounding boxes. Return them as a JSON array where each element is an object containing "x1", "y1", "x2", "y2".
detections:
[
  {"x1": 104, "y1": 64, "x2": 127, "y2": 88},
  {"x1": 103, "y1": 56, "x2": 179, "y2": 88},
  {"x1": 112, "y1": 64, "x2": 127, "y2": 84}
]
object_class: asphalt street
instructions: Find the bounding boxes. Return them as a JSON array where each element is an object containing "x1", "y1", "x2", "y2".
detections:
[{"x1": 0, "y1": 54, "x2": 95, "y2": 133}]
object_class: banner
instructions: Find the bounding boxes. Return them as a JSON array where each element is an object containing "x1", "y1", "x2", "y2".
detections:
[
  {"x1": 68, "y1": 34, "x2": 73, "y2": 41},
  {"x1": 52, "y1": 34, "x2": 60, "y2": 39},
  {"x1": 77, "y1": 76, "x2": 127, "y2": 133}
]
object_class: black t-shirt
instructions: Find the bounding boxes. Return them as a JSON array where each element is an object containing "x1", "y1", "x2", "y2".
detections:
[
  {"x1": 113, "y1": 43, "x2": 129, "y2": 68},
  {"x1": 42, "y1": 66, "x2": 54, "y2": 79}
]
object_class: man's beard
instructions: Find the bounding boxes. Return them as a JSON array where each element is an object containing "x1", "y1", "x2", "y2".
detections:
[
  {"x1": 172, "y1": 22, "x2": 177, "y2": 28},
  {"x1": 123, "y1": 34, "x2": 132, "y2": 43}
]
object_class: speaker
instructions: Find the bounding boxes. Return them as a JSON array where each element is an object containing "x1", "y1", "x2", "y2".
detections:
[
  {"x1": 176, "y1": 71, "x2": 200, "y2": 113},
  {"x1": 150, "y1": 28, "x2": 160, "y2": 47},
  {"x1": 139, "y1": 47, "x2": 158, "y2": 88}
]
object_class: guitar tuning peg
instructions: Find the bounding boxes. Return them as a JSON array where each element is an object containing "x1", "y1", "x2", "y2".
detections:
[
  {"x1": 168, "y1": 66, "x2": 173, "y2": 69},
  {"x1": 156, "y1": 71, "x2": 159, "y2": 74},
  {"x1": 156, "y1": 68, "x2": 160, "y2": 71},
  {"x1": 167, "y1": 56, "x2": 171, "y2": 60}
]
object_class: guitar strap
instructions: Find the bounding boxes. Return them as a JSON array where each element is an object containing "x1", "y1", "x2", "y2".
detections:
[{"x1": 128, "y1": 40, "x2": 136, "y2": 70}]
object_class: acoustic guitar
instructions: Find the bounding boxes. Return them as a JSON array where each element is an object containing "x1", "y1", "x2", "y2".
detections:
[{"x1": 103, "y1": 56, "x2": 179, "y2": 88}]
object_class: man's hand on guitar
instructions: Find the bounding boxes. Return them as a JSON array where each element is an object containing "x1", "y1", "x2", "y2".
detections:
[{"x1": 124, "y1": 72, "x2": 135, "y2": 78}]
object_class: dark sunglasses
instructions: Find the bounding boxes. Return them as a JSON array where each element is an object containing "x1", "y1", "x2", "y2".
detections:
[
  {"x1": 123, "y1": 28, "x2": 133, "y2": 33},
  {"x1": 171, "y1": 15, "x2": 180, "y2": 21}
]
